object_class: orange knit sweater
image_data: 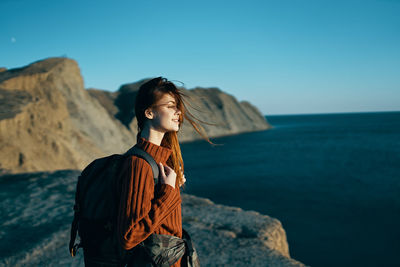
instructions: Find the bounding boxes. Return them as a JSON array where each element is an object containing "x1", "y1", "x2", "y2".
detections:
[{"x1": 117, "y1": 137, "x2": 183, "y2": 267}]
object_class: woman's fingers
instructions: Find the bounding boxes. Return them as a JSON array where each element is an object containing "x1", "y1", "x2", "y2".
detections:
[
  {"x1": 159, "y1": 163, "x2": 186, "y2": 186},
  {"x1": 158, "y1": 163, "x2": 176, "y2": 175},
  {"x1": 158, "y1": 163, "x2": 166, "y2": 177},
  {"x1": 180, "y1": 174, "x2": 186, "y2": 187},
  {"x1": 163, "y1": 164, "x2": 174, "y2": 175}
]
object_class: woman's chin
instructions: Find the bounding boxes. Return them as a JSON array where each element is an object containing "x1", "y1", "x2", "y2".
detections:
[
  {"x1": 172, "y1": 124, "x2": 180, "y2": 131},
  {"x1": 165, "y1": 126, "x2": 179, "y2": 132}
]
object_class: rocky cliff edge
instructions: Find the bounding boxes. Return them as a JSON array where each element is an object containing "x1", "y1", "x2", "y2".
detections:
[{"x1": 0, "y1": 57, "x2": 272, "y2": 174}]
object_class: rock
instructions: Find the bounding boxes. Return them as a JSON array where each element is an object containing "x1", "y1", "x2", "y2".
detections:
[
  {"x1": 0, "y1": 57, "x2": 134, "y2": 174},
  {"x1": 0, "y1": 88, "x2": 32, "y2": 120},
  {"x1": 89, "y1": 81, "x2": 272, "y2": 141},
  {"x1": 177, "y1": 87, "x2": 272, "y2": 141},
  {"x1": 0, "y1": 170, "x2": 307, "y2": 266},
  {"x1": 88, "y1": 78, "x2": 152, "y2": 131},
  {"x1": 86, "y1": 88, "x2": 119, "y2": 120},
  {"x1": 181, "y1": 194, "x2": 307, "y2": 266},
  {"x1": 0, "y1": 58, "x2": 271, "y2": 174}
]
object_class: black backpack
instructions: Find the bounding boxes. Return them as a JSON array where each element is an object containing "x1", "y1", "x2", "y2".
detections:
[{"x1": 69, "y1": 145, "x2": 160, "y2": 266}]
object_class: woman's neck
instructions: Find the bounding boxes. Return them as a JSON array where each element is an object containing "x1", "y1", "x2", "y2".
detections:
[{"x1": 140, "y1": 124, "x2": 165, "y2": 146}]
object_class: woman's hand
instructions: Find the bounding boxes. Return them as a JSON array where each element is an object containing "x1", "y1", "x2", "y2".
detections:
[
  {"x1": 158, "y1": 163, "x2": 176, "y2": 189},
  {"x1": 179, "y1": 166, "x2": 186, "y2": 187}
]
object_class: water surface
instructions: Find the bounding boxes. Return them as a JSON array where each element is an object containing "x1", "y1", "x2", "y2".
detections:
[{"x1": 180, "y1": 111, "x2": 400, "y2": 267}]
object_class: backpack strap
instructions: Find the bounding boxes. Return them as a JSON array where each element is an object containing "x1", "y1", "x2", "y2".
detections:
[
  {"x1": 124, "y1": 145, "x2": 159, "y2": 185},
  {"x1": 69, "y1": 177, "x2": 82, "y2": 257}
]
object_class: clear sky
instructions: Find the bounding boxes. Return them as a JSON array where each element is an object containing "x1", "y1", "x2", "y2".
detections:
[{"x1": 1, "y1": 0, "x2": 399, "y2": 115}]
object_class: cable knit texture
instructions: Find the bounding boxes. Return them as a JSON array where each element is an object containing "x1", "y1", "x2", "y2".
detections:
[{"x1": 117, "y1": 137, "x2": 183, "y2": 267}]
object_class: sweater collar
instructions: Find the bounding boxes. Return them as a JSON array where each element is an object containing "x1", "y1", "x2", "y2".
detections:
[{"x1": 133, "y1": 136, "x2": 172, "y2": 164}]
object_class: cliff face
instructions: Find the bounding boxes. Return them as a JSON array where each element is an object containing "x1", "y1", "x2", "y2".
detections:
[
  {"x1": 89, "y1": 82, "x2": 272, "y2": 142},
  {"x1": 0, "y1": 58, "x2": 134, "y2": 174},
  {"x1": 181, "y1": 194, "x2": 307, "y2": 266},
  {"x1": 177, "y1": 87, "x2": 271, "y2": 141},
  {"x1": 0, "y1": 58, "x2": 271, "y2": 174}
]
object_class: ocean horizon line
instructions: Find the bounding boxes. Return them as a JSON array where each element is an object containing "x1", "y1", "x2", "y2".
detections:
[{"x1": 265, "y1": 110, "x2": 400, "y2": 116}]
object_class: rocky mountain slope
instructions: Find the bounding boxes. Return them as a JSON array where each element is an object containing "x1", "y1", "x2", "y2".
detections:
[
  {"x1": 0, "y1": 58, "x2": 134, "y2": 174},
  {"x1": 0, "y1": 57, "x2": 271, "y2": 174},
  {"x1": 88, "y1": 82, "x2": 271, "y2": 142}
]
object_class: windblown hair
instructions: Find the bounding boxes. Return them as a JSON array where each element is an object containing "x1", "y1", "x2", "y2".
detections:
[{"x1": 135, "y1": 77, "x2": 217, "y2": 188}]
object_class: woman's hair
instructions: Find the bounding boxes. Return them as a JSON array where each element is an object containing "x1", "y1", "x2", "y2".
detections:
[{"x1": 135, "y1": 77, "x2": 217, "y2": 188}]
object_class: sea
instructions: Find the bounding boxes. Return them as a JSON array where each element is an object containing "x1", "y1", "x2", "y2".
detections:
[
  {"x1": 180, "y1": 111, "x2": 400, "y2": 267},
  {"x1": 0, "y1": 111, "x2": 399, "y2": 267}
]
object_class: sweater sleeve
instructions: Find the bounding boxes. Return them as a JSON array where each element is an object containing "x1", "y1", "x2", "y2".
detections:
[{"x1": 117, "y1": 156, "x2": 181, "y2": 250}]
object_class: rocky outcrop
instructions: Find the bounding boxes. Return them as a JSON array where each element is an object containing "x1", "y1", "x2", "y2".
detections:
[
  {"x1": 0, "y1": 57, "x2": 271, "y2": 174},
  {"x1": 89, "y1": 82, "x2": 272, "y2": 142},
  {"x1": 0, "y1": 170, "x2": 306, "y2": 266},
  {"x1": 177, "y1": 87, "x2": 271, "y2": 141},
  {"x1": 181, "y1": 194, "x2": 307, "y2": 266},
  {"x1": 0, "y1": 58, "x2": 134, "y2": 174}
]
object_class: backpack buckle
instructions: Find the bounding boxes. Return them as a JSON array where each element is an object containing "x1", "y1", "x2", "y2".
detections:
[{"x1": 70, "y1": 243, "x2": 81, "y2": 257}]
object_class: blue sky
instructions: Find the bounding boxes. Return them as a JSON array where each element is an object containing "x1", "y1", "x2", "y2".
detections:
[{"x1": 1, "y1": 0, "x2": 399, "y2": 115}]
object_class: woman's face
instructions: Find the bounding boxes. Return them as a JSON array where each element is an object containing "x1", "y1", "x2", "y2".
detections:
[{"x1": 147, "y1": 93, "x2": 181, "y2": 133}]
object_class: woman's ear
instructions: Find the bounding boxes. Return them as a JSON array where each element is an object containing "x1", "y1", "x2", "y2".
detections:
[{"x1": 144, "y1": 108, "x2": 154, "y2": 120}]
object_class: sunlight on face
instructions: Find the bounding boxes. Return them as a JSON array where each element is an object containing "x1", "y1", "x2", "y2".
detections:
[{"x1": 151, "y1": 93, "x2": 181, "y2": 133}]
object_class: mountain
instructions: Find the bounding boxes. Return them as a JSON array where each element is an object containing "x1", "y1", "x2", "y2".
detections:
[{"x1": 0, "y1": 57, "x2": 271, "y2": 174}]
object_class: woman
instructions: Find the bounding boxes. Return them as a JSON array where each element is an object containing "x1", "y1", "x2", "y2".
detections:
[{"x1": 116, "y1": 77, "x2": 215, "y2": 266}]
